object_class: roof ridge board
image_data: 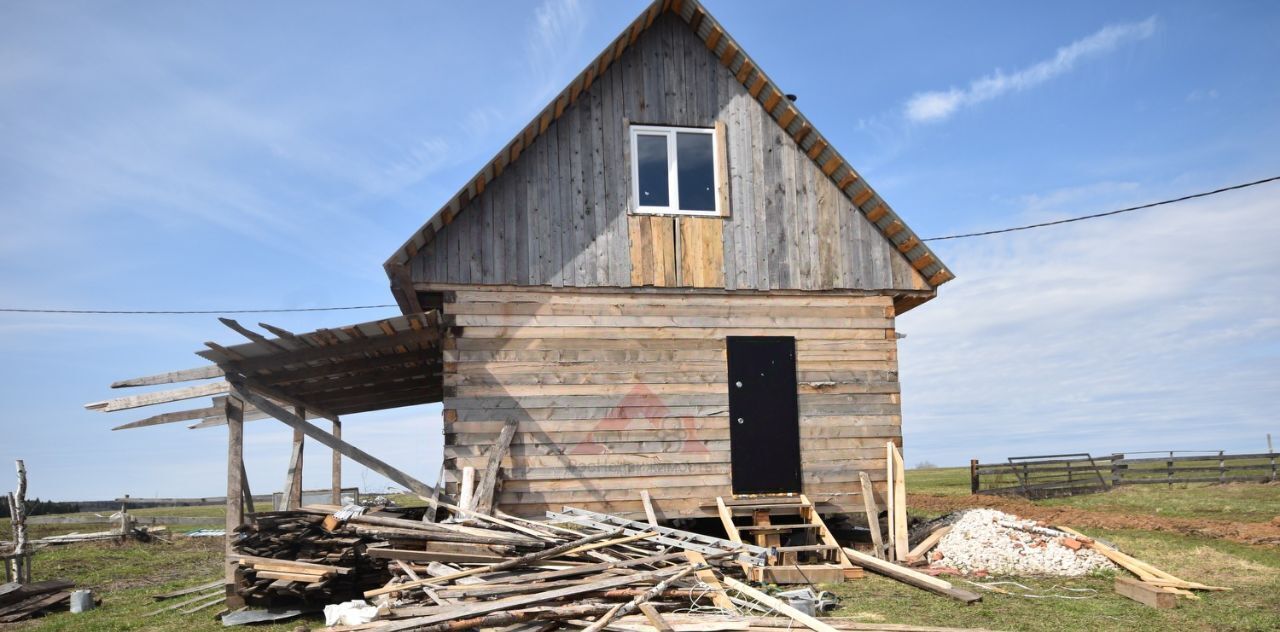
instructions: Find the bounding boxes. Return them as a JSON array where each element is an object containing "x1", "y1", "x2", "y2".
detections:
[{"x1": 384, "y1": 0, "x2": 953, "y2": 289}]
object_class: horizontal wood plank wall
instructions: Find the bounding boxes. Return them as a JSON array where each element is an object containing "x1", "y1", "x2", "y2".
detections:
[
  {"x1": 410, "y1": 13, "x2": 928, "y2": 293},
  {"x1": 439, "y1": 287, "x2": 902, "y2": 519}
]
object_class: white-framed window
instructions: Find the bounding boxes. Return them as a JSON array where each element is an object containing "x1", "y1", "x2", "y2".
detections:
[{"x1": 629, "y1": 124, "x2": 722, "y2": 216}]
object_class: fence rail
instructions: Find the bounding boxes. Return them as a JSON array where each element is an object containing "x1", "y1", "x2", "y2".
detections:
[
  {"x1": 1111, "y1": 452, "x2": 1278, "y2": 485},
  {"x1": 971, "y1": 450, "x2": 1279, "y2": 499}
]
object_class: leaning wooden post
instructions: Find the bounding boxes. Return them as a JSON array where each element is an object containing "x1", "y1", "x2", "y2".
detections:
[
  {"x1": 331, "y1": 419, "x2": 342, "y2": 505},
  {"x1": 224, "y1": 393, "x2": 246, "y2": 606}
]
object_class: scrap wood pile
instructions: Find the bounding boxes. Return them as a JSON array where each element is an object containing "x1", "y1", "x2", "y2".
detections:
[
  {"x1": 226, "y1": 503, "x2": 995, "y2": 632},
  {"x1": 230, "y1": 509, "x2": 394, "y2": 605},
  {"x1": 0, "y1": 580, "x2": 76, "y2": 623}
]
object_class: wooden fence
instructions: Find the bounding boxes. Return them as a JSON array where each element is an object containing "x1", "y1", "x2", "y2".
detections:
[
  {"x1": 972, "y1": 451, "x2": 1279, "y2": 498},
  {"x1": 1110, "y1": 452, "x2": 1279, "y2": 485},
  {"x1": 969, "y1": 454, "x2": 1111, "y2": 499}
]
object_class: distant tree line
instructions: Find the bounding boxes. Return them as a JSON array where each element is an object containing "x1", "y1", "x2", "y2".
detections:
[{"x1": 0, "y1": 498, "x2": 82, "y2": 518}]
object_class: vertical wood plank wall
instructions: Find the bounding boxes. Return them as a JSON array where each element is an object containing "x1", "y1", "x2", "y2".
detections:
[
  {"x1": 410, "y1": 13, "x2": 928, "y2": 293},
  {"x1": 439, "y1": 286, "x2": 901, "y2": 519}
]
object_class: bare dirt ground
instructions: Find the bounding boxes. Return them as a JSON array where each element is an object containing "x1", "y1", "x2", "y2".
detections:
[{"x1": 910, "y1": 493, "x2": 1280, "y2": 546}]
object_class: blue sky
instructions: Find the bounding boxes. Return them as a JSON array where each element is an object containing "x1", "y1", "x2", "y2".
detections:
[{"x1": 2, "y1": 0, "x2": 1277, "y2": 499}]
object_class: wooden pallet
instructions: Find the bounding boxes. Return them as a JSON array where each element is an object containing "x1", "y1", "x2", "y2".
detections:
[{"x1": 715, "y1": 494, "x2": 861, "y2": 583}]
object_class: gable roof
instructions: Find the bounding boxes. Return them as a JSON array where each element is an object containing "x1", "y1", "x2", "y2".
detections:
[{"x1": 384, "y1": 0, "x2": 953, "y2": 306}]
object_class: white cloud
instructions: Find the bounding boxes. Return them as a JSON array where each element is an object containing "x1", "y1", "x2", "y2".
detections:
[
  {"x1": 525, "y1": 0, "x2": 589, "y2": 104},
  {"x1": 898, "y1": 181, "x2": 1280, "y2": 465},
  {"x1": 905, "y1": 16, "x2": 1158, "y2": 123}
]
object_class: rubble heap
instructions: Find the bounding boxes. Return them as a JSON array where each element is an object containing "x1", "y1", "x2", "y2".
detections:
[{"x1": 930, "y1": 509, "x2": 1115, "y2": 577}]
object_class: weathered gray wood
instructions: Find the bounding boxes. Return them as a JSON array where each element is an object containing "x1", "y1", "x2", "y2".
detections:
[
  {"x1": 86, "y1": 382, "x2": 229, "y2": 412},
  {"x1": 472, "y1": 419, "x2": 518, "y2": 516},
  {"x1": 224, "y1": 395, "x2": 245, "y2": 605},
  {"x1": 280, "y1": 406, "x2": 305, "y2": 511},
  {"x1": 111, "y1": 365, "x2": 223, "y2": 388},
  {"x1": 407, "y1": 12, "x2": 929, "y2": 293}
]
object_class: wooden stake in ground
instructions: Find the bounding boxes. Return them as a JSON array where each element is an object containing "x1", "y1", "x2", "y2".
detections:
[{"x1": 7, "y1": 460, "x2": 28, "y2": 583}]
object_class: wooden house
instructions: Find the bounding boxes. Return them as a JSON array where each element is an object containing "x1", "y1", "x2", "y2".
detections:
[
  {"x1": 90, "y1": 0, "x2": 952, "y2": 538},
  {"x1": 382, "y1": 0, "x2": 953, "y2": 520}
]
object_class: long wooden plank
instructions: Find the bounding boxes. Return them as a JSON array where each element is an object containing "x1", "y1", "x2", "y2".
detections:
[
  {"x1": 722, "y1": 577, "x2": 838, "y2": 632},
  {"x1": 111, "y1": 365, "x2": 223, "y2": 388},
  {"x1": 86, "y1": 382, "x2": 229, "y2": 412},
  {"x1": 841, "y1": 547, "x2": 981, "y2": 604},
  {"x1": 889, "y1": 442, "x2": 908, "y2": 561},
  {"x1": 381, "y1": 567, "x2": 681, "y2": 631},
  {"x1": 859, "y1": 472, "x2": 885, "y2": 560}
]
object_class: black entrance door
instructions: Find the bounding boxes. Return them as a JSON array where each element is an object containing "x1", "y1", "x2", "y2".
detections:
[{"x1": 726, "y1": 336, "x2": 802, "y2": 495}]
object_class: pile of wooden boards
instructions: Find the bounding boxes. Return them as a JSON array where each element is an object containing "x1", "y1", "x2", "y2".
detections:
[
  {"x1": 0, "y1": 579, "x2": 75, "y2": 623},
  {"x1": 230, "y1": 510, "x2": 392, "y2": 605},
  {"x1": 1054, "y1": 526, "x2": 1230, "y2": 609}
]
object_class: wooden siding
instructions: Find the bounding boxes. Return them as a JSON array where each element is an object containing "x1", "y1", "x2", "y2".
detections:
[
  {"x1": 411, "y1": 13, "x2": 928, "y2": 293},
  {"x1": 438, "y1": 287, "x2": 902, "y2": 519}
]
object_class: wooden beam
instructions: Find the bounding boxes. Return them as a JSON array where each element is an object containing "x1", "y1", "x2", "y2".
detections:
[
  {"x1": 639, "y1": 490, "x2": 658, "y2": 527},
  {"x1": 841, "y1": 547, "x2": 982, "y2": 604},
  {"x1": 111, "y1": 365, "x2": 223, "y2": 388},
  {"x1": 112, "y1": 399, "x2": 226, "y2": 431},
  {"x1": 722, "y1": 577, "x2": 839, "y2": 632},
  {"x1": 684, "y1": 551, "x2": 736, "y2": 612},
  {"x1": 239, "y1": 378, "x2": 339, "y2": 423},
  {"x1": 331, "y1": 419, "x2": 342, "y2": 504},
  {"x1": 224, "y1": 395, "x2": 245, "y2": 607},
  {"x1": 1114, "y1": 577, "x2": 1179, "y2": 609},
  {"x1": 859, "y1": 471, "x2": 885, "y2": 560},
  {"x1": 86, "y1": 382, "x2": 229, "y2": 413},
  {"x1": 473, "y1": 419, "x2": 518, "y2": 515},
  {"x1": 459, "y1": 466, "x2": 476, "y2": 512},
  {"x1": 231, "y1": 383, "x2": 437, "y2": 499}
]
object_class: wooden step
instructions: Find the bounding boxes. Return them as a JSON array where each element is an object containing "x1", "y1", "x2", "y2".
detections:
[
  {"x1": 723, "y1": 497, "x2": 807, "y2": 507},
  {"x1": 727, "y1": 503, "x2": 810, "y2": 513},
  {"x1": 774, "y1": 544, "x2": 840, "y2": 553},
  {"x1": 736, "y1": 523, "x2": 820, "y2": 532}
]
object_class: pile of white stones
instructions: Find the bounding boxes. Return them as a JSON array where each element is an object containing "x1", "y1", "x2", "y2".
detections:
[{"x1": 929, "y1": 508, "x2": 1116, "y2": 577}]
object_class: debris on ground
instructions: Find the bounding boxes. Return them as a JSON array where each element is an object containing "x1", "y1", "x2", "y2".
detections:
[
  {"x1": 928, "y1": 509, "x2": 1115, "y2": 577},
  {"x1": 0, "y1": 579, "x2": 77, "y2": 623},
  {"x1": 221, "y1": 504, "x2": 993, "y2": 632}
]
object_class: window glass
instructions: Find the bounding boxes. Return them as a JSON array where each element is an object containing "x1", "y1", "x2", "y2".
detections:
[
  {"x1": 676, "y1": 132, "x2": 715, "y2": 212},
  {"x1": 636, "y1": 134, "x2": 669, "y2": 207}
]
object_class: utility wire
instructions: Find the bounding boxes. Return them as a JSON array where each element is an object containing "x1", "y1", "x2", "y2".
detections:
[
  {"x1": 922, "y1": 174, "x2": 1280, "y2": 241},
  {"x1": 0, "y1": 305, "x2": 395, "y2": 315},
  {"x1": 2, "y1": 175, "x2": 1276, "y2": 316}
]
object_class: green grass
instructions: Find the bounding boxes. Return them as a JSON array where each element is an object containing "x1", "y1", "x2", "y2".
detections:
[
  {"x1": 13, "y1": 539, "x2": 306, "y2": 632},
  {"x1": 1037, "y1": 483, "x2": 1280, "y2": 523},
  {"x1": 905, "y1": 466, "x2": 1280, "y2": 523},
  {"x1": 827, "y1": 529, "x2": 1280, "y2": 631},
  {"x1": 904, "y1": 466, "x2": 974, "y2": 496}
]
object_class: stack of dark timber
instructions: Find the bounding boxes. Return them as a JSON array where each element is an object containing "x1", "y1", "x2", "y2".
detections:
[
  {"x1": 224, "y1": 503, "x2": 995, "y2": 632},
  {"x1": 231, "y1": 510, "x2": 391, "y2": 605},
  {"x1": 0, "y1": 580, "x2": 75, "y2": 623}
]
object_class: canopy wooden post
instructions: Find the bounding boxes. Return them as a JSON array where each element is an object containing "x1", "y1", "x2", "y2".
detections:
[
  {"x1": 280, "y1": 406, "x2": 304, "y2": 510},
  {"x1": 224, "y1": 394, "x2": 245, "y2": 607},
  {"x1": 331, "y1": 419, "x2": 342, "y2": 505}
]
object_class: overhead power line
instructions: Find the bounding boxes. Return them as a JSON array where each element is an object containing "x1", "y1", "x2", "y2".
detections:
[
  {"x1": 0, "y1": 305, "x2": 395, "y2": 315},
  {"x1": 2, "y1": 175, "x2": 1276, "y2": 316},
  {"x1": 922, "y1": 174, "x2": 1280, "y2": 242}
]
